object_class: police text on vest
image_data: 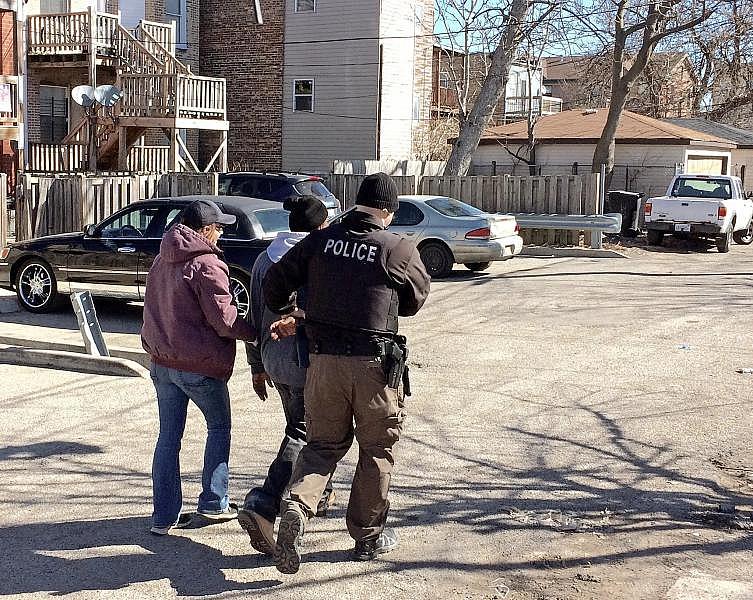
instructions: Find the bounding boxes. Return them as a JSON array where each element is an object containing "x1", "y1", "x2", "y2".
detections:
[{"x1": 323, "y1": 239, "x2": 378, "y2": 263}]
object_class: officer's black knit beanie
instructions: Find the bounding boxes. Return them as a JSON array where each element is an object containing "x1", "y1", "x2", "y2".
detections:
[
  {"x1": 356, "y1": 172, "x2": 399, "y2": 213},
  {"x1": 283, "y1": 195, "x2": 328, "y2": 232}
]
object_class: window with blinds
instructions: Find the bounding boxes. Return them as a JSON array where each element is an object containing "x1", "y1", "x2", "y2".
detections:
[{"x1": 39, "y1": 86, "x2": 69, "y2": 144}]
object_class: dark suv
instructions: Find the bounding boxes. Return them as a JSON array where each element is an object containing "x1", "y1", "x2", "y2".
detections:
[{"x1": 218, "y1": 172, "x2": 341, "y2": 217}]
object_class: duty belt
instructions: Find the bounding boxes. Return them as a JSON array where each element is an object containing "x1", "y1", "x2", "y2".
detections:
[{"x1": 309, "y1": 338, "x2": 383, "y2": 357}]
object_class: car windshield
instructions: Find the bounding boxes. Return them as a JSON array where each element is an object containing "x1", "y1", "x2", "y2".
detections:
[
  {"x1": 671, "y1": 178, "x2": 733, "y2": 199},
  {"x1": 425, "y1": 197, "x2": 485, "y2": 217},
  {"x1": 294, "y1": 180, "x2": 333, "y2": 199},
  {"x1": 254, "y1": 208, "x2": 291, "y2": 238}
]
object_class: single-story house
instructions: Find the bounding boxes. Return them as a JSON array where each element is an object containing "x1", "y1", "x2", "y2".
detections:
[
  {"x1": 471, "y1": 109, "x2": 738, "y2": 197},
  {"x1": 665, "y1": 118, "x2": 753, "y2": 191}
]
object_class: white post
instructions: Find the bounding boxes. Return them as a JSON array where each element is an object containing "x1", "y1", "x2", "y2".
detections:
[{"x1": 15, "y1": 0, "x2": 28, "y2": 171}]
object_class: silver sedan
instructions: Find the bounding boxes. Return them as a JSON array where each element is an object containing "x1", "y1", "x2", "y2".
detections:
[{"x1": 390, "y1": 195, "x2": 523, "y2": 278}]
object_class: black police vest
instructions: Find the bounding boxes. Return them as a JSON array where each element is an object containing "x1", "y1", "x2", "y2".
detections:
[{"x1": 304, "y1": 225, "x2": 399, "y2": 337}]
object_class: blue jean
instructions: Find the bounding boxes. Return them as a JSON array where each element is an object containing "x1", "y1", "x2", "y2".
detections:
[
  {"x1": 243, "y1": 382, "x2": 333, "y2": 522},
  {"x1": 150, "y1": 363, "x2": 232, "y2": 527}
]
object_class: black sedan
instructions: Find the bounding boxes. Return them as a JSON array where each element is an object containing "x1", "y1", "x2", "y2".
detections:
[{"x1": 0, "y1": 195, "x2": 290, "y2": 315}]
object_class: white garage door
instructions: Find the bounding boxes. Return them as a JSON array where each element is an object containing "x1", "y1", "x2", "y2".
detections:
[{"x1": 686, "y1": 156, "x2": 727, "y2": 175}]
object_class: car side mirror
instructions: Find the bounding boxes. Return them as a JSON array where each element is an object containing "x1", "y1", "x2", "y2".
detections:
[{"x1": 84, "y1": 224, "x2": 97, "y2": 237}]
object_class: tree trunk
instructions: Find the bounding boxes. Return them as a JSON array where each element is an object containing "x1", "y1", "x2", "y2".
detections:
[
  {"x1": 591, "y1": 83, "x2": 630, "y2": 180},
  {"x1": 444, "y1": 0, "x2": 531, "y2": 176}
]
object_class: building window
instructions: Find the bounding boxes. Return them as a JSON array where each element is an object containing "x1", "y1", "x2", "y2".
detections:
[
  {"x1": 439, "y1": 70, "x2": 451, "y2": 90},
  {"x1": 165, "y1": 0, "x2": 187, "y2": 49},
  {"x1": 41, "y1": 0, "x2": 69, "y2": 13},
  {"x1": 293, "y1": 80, "x2": 314, "y2": 112},
  {"x1": 295, "y1": 0, "x2": 315, "y2": 12},
  {"x1": 39, "y1": 85, "x2": 68, "y2": 144}
]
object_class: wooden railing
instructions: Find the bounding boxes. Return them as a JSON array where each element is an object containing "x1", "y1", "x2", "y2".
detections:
[
  {"x1": 177, "y1": 75, "x2": 226, "y2": 119},
  {"x1": 27, "y1": 11, "x2": 89, "y2": 55},
  {"x1": 0, "y1": 76, "x2": 18, "y2": 124},
  {"x1": 119, "y1": 73, "x2": 226, "y2": 120},
  {"x1": 135, "y1": 26, "x2": 188, "y2": 75},
  {"x1": 28, "y1": 143, "x2": 87, "y2": 173},
  {"x1": 113, "y1": 24, "x2": 166, "y2": 74},
  {"x1": 119, "y1": 74, "x2": 177, "y2": 118},
  {"x1": 95, "y1": 13, "x2": 119, "y2": 55},
  {"x1": 128, "y1": 146, "x2": 170, "y2": 173},
  {"x1": 504, "y1": 95, "x2": 563, "y2": 117},
  {"x1": 137, "y1": 20, "x2": 175, "y2": 57}
]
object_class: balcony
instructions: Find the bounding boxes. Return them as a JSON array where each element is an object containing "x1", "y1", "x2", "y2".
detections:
[
  {"x1": 0, "y1": 75, "x2": 19, "y2": 141},
  {"x1": 500, "y1": 95, "x2": 563, "y2": 124}
]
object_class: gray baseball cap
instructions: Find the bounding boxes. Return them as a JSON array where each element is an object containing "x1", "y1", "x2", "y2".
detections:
[{"x1": 181, "y1": 199, "x2": 236, "y2": 229}]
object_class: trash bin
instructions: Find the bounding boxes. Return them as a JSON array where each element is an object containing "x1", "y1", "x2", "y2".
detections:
[{"x1": 606, "y1": 190, "x2": 643, "y2": 237}]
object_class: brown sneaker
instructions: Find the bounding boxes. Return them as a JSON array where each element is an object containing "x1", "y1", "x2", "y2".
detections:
[
  {"x1": 238, "y1": 509, "x2": 275, "y2": 555},
  {"x1": 274, "y1": 502, "x2": 307, "y2": 574}
]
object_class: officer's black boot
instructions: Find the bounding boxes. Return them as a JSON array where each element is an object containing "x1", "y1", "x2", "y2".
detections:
[{"x1": 352, "y1": 527, "x2": 399, "y2": 561}]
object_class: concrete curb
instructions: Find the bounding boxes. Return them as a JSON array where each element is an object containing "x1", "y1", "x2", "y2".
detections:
[
  {"x1": 0, "y1": 345, "x2": 150, "y2": 378},
  {"x1": 522, "y1": 246, "x2": 629, "y2": 259},
  {"x1": 0, "y1": 292, "x2": 19, "y2": 314},
  {"x1": 0, "y1": 336, "x2": 150, "y2": 368}
]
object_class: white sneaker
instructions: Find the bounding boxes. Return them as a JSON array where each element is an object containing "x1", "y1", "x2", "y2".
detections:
[{"x1": 150, "y1": 513, "x2": 193, "y2": 536}]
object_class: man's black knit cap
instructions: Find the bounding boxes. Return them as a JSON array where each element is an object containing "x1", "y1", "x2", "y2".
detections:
[
  {"x1": 283, "y1": 195, "x2": 328, "y2": 232},
  {"x1": 355, "y1": 172, "x2": 399, "y2": 213}
]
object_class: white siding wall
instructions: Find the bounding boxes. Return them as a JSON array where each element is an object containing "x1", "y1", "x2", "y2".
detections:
[
  {"x1": 26, "y1": 0, "x2": 92, "y2": 14},
  {"x1": 281, "y1": 0, "x2": 380, "y2": 173},
  {"x1": 732, "y1": 148, "x2": 753, "y2": 192},
  {"x1": 378, "y1": 0, "x2": 418, "y2": 161},
  {"x1": 119, "y1": 0, "x2": 145, "y2": 29}
]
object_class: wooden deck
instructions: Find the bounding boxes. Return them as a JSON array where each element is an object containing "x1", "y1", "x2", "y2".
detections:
[{"x1": 24, "y1": 10, "x2": 228, "y2": 172}]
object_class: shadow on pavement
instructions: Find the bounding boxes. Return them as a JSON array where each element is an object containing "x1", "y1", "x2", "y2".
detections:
[
  {"x1": 0, "y1": 516, "x2": 282, "y2": 596},
  {"x1": 0, "y1": 298, "x2": 143, "y2": 335},
  {"x1": 0, "y1": 441, "x2": 103, "y2": 460}
]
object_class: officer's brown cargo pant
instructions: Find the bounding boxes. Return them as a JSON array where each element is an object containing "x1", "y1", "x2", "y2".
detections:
[{"x1": 283, "y1": 354, "x2": 404, "y2": 541}]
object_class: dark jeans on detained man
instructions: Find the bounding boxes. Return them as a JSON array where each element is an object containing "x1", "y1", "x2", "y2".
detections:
[{"x1": 243, "y1": 382, "x2": 334, "y2": 522}]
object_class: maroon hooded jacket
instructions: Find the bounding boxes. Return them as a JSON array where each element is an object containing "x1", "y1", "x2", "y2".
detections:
[{"x1": 141, "y1": 224, "x2": 256, "y2": 381}]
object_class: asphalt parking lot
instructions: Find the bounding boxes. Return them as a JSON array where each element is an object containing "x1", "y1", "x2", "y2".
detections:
[{"x1": 1, "y1": 242, "x2": 752, "y2": 599}]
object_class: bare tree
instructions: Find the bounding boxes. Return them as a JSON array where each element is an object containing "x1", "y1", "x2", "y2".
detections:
[
  {"x1": 588, "y1": 0, "x2": 712, "y2": 180},
  {"x1": 443, "y1": 0, "x2": 560, "y2": 176},
  {"x1": 690, "y1": 0, "x2": 753, "y2": 124}
]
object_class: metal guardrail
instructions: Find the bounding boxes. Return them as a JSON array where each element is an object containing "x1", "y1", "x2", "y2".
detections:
[{"x1": 508, "y1": 213, "x2": 623, "y2": 234}]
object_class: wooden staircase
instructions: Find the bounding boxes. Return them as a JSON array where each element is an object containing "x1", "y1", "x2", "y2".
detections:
[{"x1": 27, "y1": 10, "x2": 227, "y2": 173}]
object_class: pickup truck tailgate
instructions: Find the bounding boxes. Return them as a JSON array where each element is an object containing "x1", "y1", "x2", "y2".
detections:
[{"x1": 649, "y1": 197, "x2": 720, "y2": 223}]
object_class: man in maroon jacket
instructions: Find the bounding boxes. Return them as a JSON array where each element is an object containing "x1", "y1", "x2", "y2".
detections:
[{"x1": 141, "y1": 198, "x2": 256, "y2": 535}]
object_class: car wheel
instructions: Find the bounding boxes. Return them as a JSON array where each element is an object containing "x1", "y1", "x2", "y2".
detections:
[
  {"x1": 732, "y1": 220, "x2": 753, "y2": 245},
  {"x1": 646, "y1": 230, "x2": 663, "y2": 246},
  {"x1": 419, "y1": 242, "x2": 453, "y2": 279},
  {"x1": 229, "y1": 272, "x2": 251, "y2": 318},
  {"x1": 716, "y1": 227, "x2": 732, "y2": 253},
  {"x1": 15, "y1": 259, "x2": 62, "y2": 313},
  {"x1": 465, "y1": 262, "x2": 491, "y2": 272}
]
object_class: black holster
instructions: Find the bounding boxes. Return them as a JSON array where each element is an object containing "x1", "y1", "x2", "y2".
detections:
[{"x1": 379, "y1": 335, "x2": 411, "y2": 396}]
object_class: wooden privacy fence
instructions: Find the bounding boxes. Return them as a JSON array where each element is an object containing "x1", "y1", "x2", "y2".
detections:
[
  {"x1": 16, "y1": 172, "x2": 218, "y2": 241},
  {"x1": 327, "y1": 174, "x2": 416, "y2": 210},
  {"x1": 328, "y1": 173, "x2": 602, "y2": 246},
  {"x1": 419, "y1": 173, "x2": 601, "y2": 245}
]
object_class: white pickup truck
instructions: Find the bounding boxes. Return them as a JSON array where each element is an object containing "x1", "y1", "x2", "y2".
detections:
[{"x1": 644, "y1": 174, "x2": 753, "y2": 252}]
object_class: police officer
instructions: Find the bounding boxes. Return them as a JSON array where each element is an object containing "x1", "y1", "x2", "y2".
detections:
[{"x1": 263, "y1": 172, "x2": 430, "y2": 574}]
